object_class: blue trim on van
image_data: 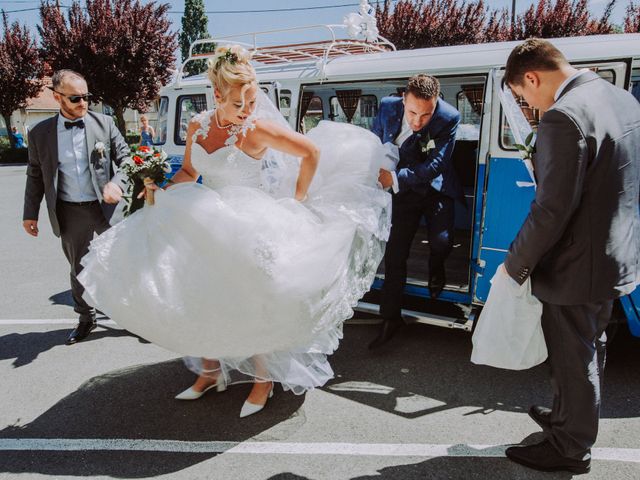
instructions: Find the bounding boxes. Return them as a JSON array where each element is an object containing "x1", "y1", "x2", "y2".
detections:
[
  {"x1": 165, "y1": 155, "x2": 202, "y2": 184},
  {"x1": 473, "y1": 156, "x2": 535, "y2": 302},
  {"x1": 620, "y1": 289, "x2": 640, "y2": 337},
  {"x1": 468, "y1": 163, "x2": 486, "y2": 300}
]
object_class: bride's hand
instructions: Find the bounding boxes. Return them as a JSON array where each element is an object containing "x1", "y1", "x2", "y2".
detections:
[
  {"x1": 137, "y1": 181, "x2": 160, "y2": 199},
  {"x1": 295, "y1": 192, "x2": 308, "y2": 202}
]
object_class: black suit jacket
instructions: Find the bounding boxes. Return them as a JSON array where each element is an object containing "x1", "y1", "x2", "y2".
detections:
[
  {"x1": 505, "y1": 71, "x2": 640, "y2": 305},
  {"x1": 23, "y1": 111, "x2": 130, "y2": 237}
]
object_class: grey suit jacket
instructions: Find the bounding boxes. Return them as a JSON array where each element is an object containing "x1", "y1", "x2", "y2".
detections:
[
  {"x1": 505, "y1": 71, "x2": 640, "y2": 305},
  {"x1": 23, "y1": 110, "x2": 130, "y2": 237}
]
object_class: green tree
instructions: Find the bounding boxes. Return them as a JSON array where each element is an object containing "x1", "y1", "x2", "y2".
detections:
[{"x1": 179, "y1": 0, "x2": 214, "y2": 76}]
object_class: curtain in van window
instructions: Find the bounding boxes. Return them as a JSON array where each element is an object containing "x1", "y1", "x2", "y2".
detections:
[
  {"x1": 461, "y1": 85, "x2": 484, "y2": 115},
  {"x1": 336, "y1": 89, "x2": 362, "y2": 123},
  {"x1": 192, "y1": 95, "x2": 208, "y2": 113},
  {"x1": 300, "y1": 91, "x2": 315, "y2": 119}
]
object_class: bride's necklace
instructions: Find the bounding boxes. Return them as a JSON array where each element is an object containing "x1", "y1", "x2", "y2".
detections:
[
  {"x1": 213, "y1": 108, "x2": 257, "y2": 149},
  {"x1": 214, "y1": 109, "x2": 233, "y2": 131}
]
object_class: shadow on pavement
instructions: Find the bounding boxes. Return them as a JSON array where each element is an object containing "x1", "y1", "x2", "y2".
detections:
[
  {"x1": 0, "y1": 324, "x2": 149, "y2": 368},
  {"x1": 350, "y1": 457, "x2": 572, "y2": 480},
  {"x1": 267, "y1": 475, "x2": 315, "y2": 480},
  {"x1": 349, "y1": 432, "x2": 573, "y2": 480},
  {"x1": 0, "y1": 359, "x2": 305, "y2": 478},
  {"x1": 48, "y1": 289, "x2": 74, "y2": 307},
  {"x1": 324, "y1": 322, "x2": 640, "y2": 421}
]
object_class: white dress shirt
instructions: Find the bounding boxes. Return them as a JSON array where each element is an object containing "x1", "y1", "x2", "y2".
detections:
[
  {"x1": 554, "y1": 69, "x2": 590, "y2": 101},
  {"x1": 394, "y1": 116, "x2": 413, "y2": 147},
  {"x1": 57, "y1": 114, "x2": 97, "y2": 202},
  {"x1": 386, "y1": 116, "x2": 415, "y2": 194}
]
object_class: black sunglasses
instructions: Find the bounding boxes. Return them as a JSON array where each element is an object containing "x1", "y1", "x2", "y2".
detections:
[{"x1": 49, "y1": 87, "x2": 93, "y2": 104}]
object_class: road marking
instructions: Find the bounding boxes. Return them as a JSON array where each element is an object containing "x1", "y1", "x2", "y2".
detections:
[
  {"x1": 0, "y1": 319, "x2": 117, "y2": 326},
  {"x1": 0, "y1": 439, "x2": 638, "y2": 462}
]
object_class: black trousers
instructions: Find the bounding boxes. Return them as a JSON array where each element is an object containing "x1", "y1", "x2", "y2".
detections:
[
  {"x1": 57, "y1": 200, "x2": 110, "y2": 323},
  {"x1": 541, "y1": 300, "x2": 613, "y2": 459},
  {"x1": 380, "y1": 188, "x2": 455, "y2": 321}
]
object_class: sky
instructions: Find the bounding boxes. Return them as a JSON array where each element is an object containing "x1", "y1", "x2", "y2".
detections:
[{"x1": 1, "y1": 0, "x2": 631, "y2": 60}]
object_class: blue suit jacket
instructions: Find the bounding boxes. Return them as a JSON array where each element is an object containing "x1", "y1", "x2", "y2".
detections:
[{"x1": 371, "y1": 96, "x2": 463, "y2": 202}]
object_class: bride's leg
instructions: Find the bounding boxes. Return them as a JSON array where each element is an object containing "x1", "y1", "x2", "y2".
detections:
[
  {"x1": 246, "y1": 355, "x2": 273, "y2": 405},
  {"x1": 191, "y1": 358, "x2": 222, "y2": 392}
]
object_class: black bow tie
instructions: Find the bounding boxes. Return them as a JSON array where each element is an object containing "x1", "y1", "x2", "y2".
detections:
[{"x1": 64, "y1": 120, "x2": 85, "y2": 130}]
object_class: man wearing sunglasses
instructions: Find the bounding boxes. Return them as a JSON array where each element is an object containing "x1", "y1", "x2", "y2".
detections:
[{"x1": 22, "y1": 69, "x2": 131, "y2": 345}]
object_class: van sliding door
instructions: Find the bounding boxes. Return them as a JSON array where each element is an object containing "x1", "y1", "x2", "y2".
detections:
[{"x1": 474, "y1": 61, "x2": 634, "y2": 314}]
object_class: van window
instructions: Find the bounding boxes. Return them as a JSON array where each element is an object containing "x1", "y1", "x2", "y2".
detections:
[
  {"x1": 154, "y1": 96, "x2": 169, "y2": 145},
  {"x1": 631, "y1": 68, "x2": 640, "y2": 103},
  {"x1": 500, "y1": 96, "x2": 541, "y2": 150},
  {"x1": 279, "y1": 89, "x2": 292, "y2": 122},
  {"x1": 329, "y1": 94, "x2": 378, "y2": 129},
  {"x1": 456, "y1": 85, "x2": 483, "y2": 141},
  {"x1": 175, "y1": 94, "x2": 208, "y2": 145}
]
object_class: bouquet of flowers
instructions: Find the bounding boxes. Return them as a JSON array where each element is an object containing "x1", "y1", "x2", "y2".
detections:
[{"x1": 120, "y1": 145, "x2": 171, "y2": 217}]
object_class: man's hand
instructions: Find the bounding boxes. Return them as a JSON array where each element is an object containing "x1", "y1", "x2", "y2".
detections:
[
  {"x1": 23, "y1": 220, "x2": 39, "y2": 237},
  {"x1": 378, "y1": 168, "x2": 394, "y2": 189},
  {"x1": 103, "y1": 181, "x2": 123, "y2": 204}
]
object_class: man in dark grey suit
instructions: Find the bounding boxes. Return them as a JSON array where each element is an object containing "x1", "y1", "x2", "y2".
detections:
[
  {"x1": 501, "y1": 39, "x2": 640, "y2": 474},
  {"x1": 23, "y1": 70, "x2": 130, "y2": 345}
]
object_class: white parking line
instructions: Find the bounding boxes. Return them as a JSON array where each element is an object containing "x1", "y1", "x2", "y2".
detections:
[
  {"x1": 0, "y1": 319, "x2": 117, "y2": 326},
  {"x1": 0, "y1": 439, "x2": 638, "y2": 462}
]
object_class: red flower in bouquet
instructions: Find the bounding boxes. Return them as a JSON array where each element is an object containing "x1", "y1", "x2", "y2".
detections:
[{"x1": 121, "y1": 145, "x2": 171, "y2": 217}]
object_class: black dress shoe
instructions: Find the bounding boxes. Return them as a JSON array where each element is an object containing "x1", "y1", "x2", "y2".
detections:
[
  {"x1": 66, "y1": 321, "x2": 97, "y2": 345},
  {"x1": 368, "y1": 319, "x2": 402, "y2": 350},
  {"x1": 429, "y1": 281, "x2": 444, "y2": 299},
  {"x1": 428, "y1": 268, "x2": 446, "y2": 299},
  {"x1": 528, "y1": 405, "x2": 552, "y2": 429},
  {"x1": 505, "y1": 439, "x2": 591, "y2": 474}
]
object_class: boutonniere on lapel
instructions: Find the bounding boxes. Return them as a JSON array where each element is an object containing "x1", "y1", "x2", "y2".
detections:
[
  {"x1": 514, "y1": 131, "x2": 537, "y2": 186},
  {"x1": 514, "y1": 131, "x2": 536, "y2": 162},
  {"x1": 418, "y1": 133, "x2": 436, "y2": 154},
  {"x1": 93, "y1": 141, "x2": 106, "y2": 159}
]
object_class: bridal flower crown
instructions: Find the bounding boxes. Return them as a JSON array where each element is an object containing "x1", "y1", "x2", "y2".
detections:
[{"x1": 214, "y1": 49, "x2": 238, "y2": 68}]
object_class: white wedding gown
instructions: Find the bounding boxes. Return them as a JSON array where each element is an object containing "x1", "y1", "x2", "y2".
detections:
[{"x1": 79, "y1": 116, "x2": 391, "y2": 394}]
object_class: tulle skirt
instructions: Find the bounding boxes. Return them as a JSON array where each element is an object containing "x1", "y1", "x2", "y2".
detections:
[{"x1": 79, "y1": 121, "x2": 392, "y2": 394}]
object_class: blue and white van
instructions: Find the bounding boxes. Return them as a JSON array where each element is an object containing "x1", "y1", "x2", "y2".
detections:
[{"x1": 153, "y1": 20, "x2": 640, "y2": 336}]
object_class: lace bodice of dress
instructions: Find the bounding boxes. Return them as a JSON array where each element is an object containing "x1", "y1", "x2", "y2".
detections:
[
  {"x1": 191, "y1": 143, "x2": 262, "y2": 190},
  {"x1": 188, "y1": 109, "x2": 262, "y2": 190}
]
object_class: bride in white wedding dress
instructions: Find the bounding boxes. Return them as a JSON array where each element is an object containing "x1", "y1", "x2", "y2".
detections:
[{"x1": 78, "y1": 45, "x2": 391, "y2": 417}]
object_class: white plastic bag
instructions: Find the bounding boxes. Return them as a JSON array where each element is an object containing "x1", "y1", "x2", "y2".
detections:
[{"x1": 471, "y1": 264, "x2": 547, "y2": 370}]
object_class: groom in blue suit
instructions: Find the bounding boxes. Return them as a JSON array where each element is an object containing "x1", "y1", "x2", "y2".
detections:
[{"x1": 369, "y1": 74, "x2": 463, "y2": 349}]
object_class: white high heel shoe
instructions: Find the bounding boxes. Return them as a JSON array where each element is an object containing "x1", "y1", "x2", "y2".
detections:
[
  {"x1": 239, "y1": 383, "x2": 274, "y2": 418},
  {"x1": 175, "y1": 376, "x2": 227, "y2": 400}
]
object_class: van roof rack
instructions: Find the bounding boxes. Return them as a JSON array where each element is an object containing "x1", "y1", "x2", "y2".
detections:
[{"x1": 174, "y1": 1, "x2": 395, "y2": 85}]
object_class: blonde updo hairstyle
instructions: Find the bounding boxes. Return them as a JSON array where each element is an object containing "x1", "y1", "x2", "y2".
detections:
[{"x1": 208, "y1": 45, "x2": 256, "y2": 110}]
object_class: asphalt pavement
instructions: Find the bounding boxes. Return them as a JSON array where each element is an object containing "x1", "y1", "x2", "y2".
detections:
[{"x1": 1, "y1": 164, "x2": 639, "y2": 480}]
